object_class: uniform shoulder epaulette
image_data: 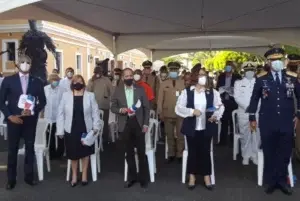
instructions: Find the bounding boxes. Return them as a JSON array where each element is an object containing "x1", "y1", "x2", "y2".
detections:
[
  {"x1": 257, "y1": 71, "x2": 267, "y2": 78},
  {"x1": 286, "y1": 70, "x2": 297, "y2": 78}
]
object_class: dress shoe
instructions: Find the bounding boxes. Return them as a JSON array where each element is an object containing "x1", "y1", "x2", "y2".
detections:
[
  {"x1": 70, "y1": 182, "x2": 77, "y2": 187},
  {"x1": 24, "y1": 179, "x2": 37, "y2": 186},
  {"x1": 187, "y1": 184, "x2": 196, "y2": 190},
  {"x1": 278, "y1": 184, "x2": 292, "y2": 195},
  {"x1": 167, "y1": 156, "x2": 175, "y2": 164},
  {"x1": 124, "y1": 180, "x2": 137, "y2": 188},
  {"x1": 81, "y1": 181, "x2": 89, "y2": 186},
  {"x1": 6, "y1": 181, "x2": 16, "y2": 190},
  {"x1": 264, "y1": 185, "x2": 276, "y2": 194},
  {"x1": 203, "y1": 181, "x2": 214, "y2": 191},
  {"x1": 140, "y1": 181, "x2": 148, "y2": 188}
]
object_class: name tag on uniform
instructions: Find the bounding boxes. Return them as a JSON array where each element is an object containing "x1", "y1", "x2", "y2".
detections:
[{"x1": 176, "y1": 91, "x2": 180, "y2": 97}]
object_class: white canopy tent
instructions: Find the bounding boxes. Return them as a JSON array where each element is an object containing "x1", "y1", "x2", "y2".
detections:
[{"x1": 1, "y1": 0, "x2": 300, "y2": 59}]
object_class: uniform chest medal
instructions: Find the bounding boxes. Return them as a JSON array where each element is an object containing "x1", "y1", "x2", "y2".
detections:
[
  {"x1": 286, "y1": 77, "x2": 294, "y2": 98},
  {"x1": 262, "y1": 80, "x2": 270, "y2": 99}
]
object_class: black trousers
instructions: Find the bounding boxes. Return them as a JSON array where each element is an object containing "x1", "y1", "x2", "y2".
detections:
[
  {"x1": 186, "y1": 130, "x2": 212, "y2": 176},
  {"x1": 122, "y1": 116, "x2": 147, "y2": 182},
  {"x1": 46, "y1": 123, "x2": 64, "y2": 160},
  {"x1": 220, "y1": 98, "x2": 237, "y2": 144},
  {"x1": 261, "y1": 130, "x2": 293, "y2": 186},
  {"x1": 7, "y1": 117, "x2": 37, "y2": 182},
  {"x1": 101, "y1": 109, "x2": 109, "y2": 142}
]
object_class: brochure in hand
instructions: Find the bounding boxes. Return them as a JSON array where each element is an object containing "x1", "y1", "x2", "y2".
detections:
[
  {"x1": 18, "y1": 94, "x2": 35, "y2": 114},
  {"x1": 81, "y1": 130, "x2": 97, "y2": 146}
]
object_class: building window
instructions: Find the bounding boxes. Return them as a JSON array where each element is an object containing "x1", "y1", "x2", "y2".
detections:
[
  {"x1": 6, "y1": 42, "x2": 16, "y2": 61},
  {"x1": 55, "y1": 51, "x2": 63, "y2": 76},
  {"x1": 76, "y1": 54, "x2": 82, "y2": 72},
  {"x1": 2, "y1": 39, "x2": 19, "y2": 72}
]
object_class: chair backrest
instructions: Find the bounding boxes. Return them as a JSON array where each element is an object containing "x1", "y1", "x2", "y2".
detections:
[
  {"x1": 145, "y1": 118, "x2": 158, "y2": 151},
  {"x1": 99, "y1": 109, "x2": 104, "y2": 120},
  {"x1": 35, "y1": 119, "x2": 49, "y2": 147},
  {"x1": 95, "y1": 119, "x2": 104, "y2": 150},
  {"x1": 0, "y1": 112, "x2": 4, "y2": 124},
  {"x1": 232, "y1": 109, "x2": 239, "y2": 135},
  {"x1": 149, "y1": 110, "x2": 156, "y2": 119}
]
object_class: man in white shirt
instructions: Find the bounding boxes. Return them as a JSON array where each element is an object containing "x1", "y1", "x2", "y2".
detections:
[
  {"x1": 234, "y1": 62, "x2": 260, "y2": 165},
  {"x1": 44, "y1": 73, "x2": 66, "y2": 159},
  {"x1": 59, "y1": 67, "x2": 74, "y2": 91}
]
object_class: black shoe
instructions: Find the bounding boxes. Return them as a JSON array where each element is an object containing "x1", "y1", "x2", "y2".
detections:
[
  {"x1": 187, "y1": 184, "x2": 196, "y2": 190},
  {"x1": 203, "y1": 181, "x2": 213, "y2": 191},
  {"x1": 70, "y1": 182, "x2": 77, "y2": 187},
  {"x1": 140, "y1": 181, "x2": 148, "y2": 189},
  {"x1": 24, "y1": 179, "x2": 37, "y2": 186},
  {"x1": 124, "y1": 180, "x2": 136, "y2": 188},
  {"x1": 81, "y1": 181, "x2": 89, "y2": 186},
  {"x1": 6, "y1": 181, "x2": 16, "y2": 190},
  {"x1": 177, "y1": 157, "x2": 182, "y2": 164},
  {"x1": 264, "y1": 185, "x2": 276, "y2": 194},
  {"x1": 278, "y1": 184, "x2": 293, "y2": 195},
  {"x1": 167, "y1": 156, "x2": 175, "y2": 164}
]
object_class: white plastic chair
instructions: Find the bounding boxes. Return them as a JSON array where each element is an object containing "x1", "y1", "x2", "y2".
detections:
[
  {"x1": 99, "y1": 109, "x2": 104, "y2": 120},
  {"x1": 124, "y1": 118, "x2": 157, "y2": 183},
  {"x1": 99, "y1": 109, "x2": 104, "y2": 151},
  {"x1": 66, "y1": 120, "x2": 104, "y2": 182},
  {"x1": 257, "y1": 149, "x2": 294, "y2": 187},
  {"x1": 109, "y1": 111, "x2": 118, "y2": 143},
  {"x1": 232, "y1": 110, "x2": 241, "y2": 160},
  {"x1": 18, "y1": 119, "x2": 50, "y2": 181},
  {"x1": 150, "y1": 110, "x2": 156, "y2": 119},
  {"x1": 0, "y1": 112, "x2": 7, "y2": 140},
  {"x1": 182, "y1": 136, "x2": 215, "y2": 185}
]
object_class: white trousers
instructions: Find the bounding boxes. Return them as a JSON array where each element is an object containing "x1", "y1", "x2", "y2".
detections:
[{"x1": 237, "y1": 112, "x2": 260, "y2": 161}]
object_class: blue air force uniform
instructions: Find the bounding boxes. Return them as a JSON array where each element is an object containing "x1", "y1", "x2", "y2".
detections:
[{"x1": 247, "y1": 48, "x2": 300, "y2": 190}]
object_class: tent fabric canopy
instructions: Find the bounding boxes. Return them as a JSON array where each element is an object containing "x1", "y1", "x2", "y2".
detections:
[{"x1": 1, "y1": 0, "x2": 300, "y2": 59}]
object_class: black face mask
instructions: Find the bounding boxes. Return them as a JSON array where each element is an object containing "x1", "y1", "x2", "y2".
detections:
[
  {"x1": 72, "y1": 83, "x2": 84, "y2": 90},
  {"x1": 124, "y1": 79, "x2": 133, "y2": 86}
]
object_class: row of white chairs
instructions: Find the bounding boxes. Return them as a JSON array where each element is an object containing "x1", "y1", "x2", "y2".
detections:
[{"x1": 232, "y1": 110, "x2": 294, "y2": 187}]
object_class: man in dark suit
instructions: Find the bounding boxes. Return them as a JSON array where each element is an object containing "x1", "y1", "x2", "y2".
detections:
[
  {"x1": 248, "y1": 48, "x2": 300, "y2": 195},
  {"x1": 216, "y1": 61, "x2": 242, "y2": 145},
  {"x1": 111, "y1": 68, "x2": 150, "y2": 188},
  {"x1": 0, "y1": 54, "x2": 46, "y2": 190}
]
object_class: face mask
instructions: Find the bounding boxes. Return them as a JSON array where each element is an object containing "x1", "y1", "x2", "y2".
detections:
[
  {"x1": 225, "y1": 65, "x2": 232, "y2": 73},
  {"x1": 19, "y1": 62, "x2": 30, "y2": 72},
  {"x1": 169, "y1": 72, "x2": 178, "y2": 79},
  {"x1": 198, "y1": 76, "x2": 207, "y2": 85},
  {"x1": 245, "y1": 71, "x2": 255, "y2": 80},
  {"x1": 271, "y1": 60, "x2": 284, "y2": 72},
  {"x1": 72, "y1": 83, "x2": 84, "y2": 91},
  {"x1": 114, "y1": 75, "x2": 120, "y2": 80},
  {"x1": 51, "y1": 81, "x2": 59, "y2": 88},
  {"x1": 124, "y1": 79, "x2": 133, "y2": 86},
  {"x1": 67, "y1": 72, "x2": 73, "y2": 78},
  {"x1": 133, "y1": 74, "x2": 141, "y2": 81}
]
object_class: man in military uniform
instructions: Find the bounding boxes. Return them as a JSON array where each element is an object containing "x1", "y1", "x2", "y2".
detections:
[
  {"x1": 142, "y1": 60, "x2": 158, "y2": 109},
  {"x1": 247, "y1": 48, "x2": 300, "y2": 195},
  {"x1": 157, "y1": 62, "x2": 185, "y2": 163},
  {"x1": 287, "y1": 54, "x2": 300, "y2": 73},
  {"x1": 234, "y1": 62, "x2": 260, "y2": 165}
]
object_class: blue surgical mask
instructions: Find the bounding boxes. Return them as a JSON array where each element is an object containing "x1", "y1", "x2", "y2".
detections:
[
  {"x1": 51, "y1": 81, "x2": 59, "y2": 88},
  {"x1": 169, "y1": 72, "x2": 178, "y2": 79},
  {"x1": 271, "y1": 60, "x2": 284, "y2": 72},
  {"x1": 225, "y1": 65, "x2": 232, "y2": 72}
]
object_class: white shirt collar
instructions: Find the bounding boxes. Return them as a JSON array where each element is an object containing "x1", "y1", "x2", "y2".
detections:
[{"x1": 19, "y1": 72, "x2": 29, "y2": 77}]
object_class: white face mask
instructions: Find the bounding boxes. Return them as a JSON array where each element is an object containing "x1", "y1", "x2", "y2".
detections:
[
  {"x1": 133, "y1": 74, "x2": 141, "y2": 81},
  {"x1": 198, "y1": 76, "x2": 207, "y2": 86},
  {"x1": 67, "y1": 71, "x2": 73, "y2": 78},
  {"x1": 114, "y1": 75, "x2": 120, "y2": 80},
  {"x1": 271, "y1": 60, "x2": 284, "y2": 72},
  {"x1": 245, "y1": 71, "x2": 255, "y2": 80},
  {"x1": 19, "y1": 62, "x2": 30, "y2": 72}
]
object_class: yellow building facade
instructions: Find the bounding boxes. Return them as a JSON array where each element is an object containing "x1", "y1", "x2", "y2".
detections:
[{"x1": 0, "y1": 20, "x2": 148, "y2": 80}]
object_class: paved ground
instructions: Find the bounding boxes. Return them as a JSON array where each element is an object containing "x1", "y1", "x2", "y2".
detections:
[{"x1": 0, "y1": 138, "x2": 299, "y2": 201}]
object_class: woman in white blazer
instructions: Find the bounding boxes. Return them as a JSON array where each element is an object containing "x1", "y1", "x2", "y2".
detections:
[
  {"x1": 56, "y1": 75, "x2": 100, "y2": 187},
  {"x1": 44, "y1": 73, "x2": 66, "y2": 160}
]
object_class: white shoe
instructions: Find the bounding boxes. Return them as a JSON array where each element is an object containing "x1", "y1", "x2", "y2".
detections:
[
  {"x1": 242, "y1": 158, "x2": 249, "y2": 165},
  {"x1": 251, "y1": 157, "x2": 258, "y2": 165}
]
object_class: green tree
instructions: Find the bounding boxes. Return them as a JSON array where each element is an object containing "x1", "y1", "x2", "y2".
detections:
[
  {"x1": 283, "y1": 45, "x2": 300, "y2": 55},
  {"x1": 161, "y1": 55, "x2": 183, "y2": 64},
  {"x1": 191, "y1": 51, "x2": 218, "y2": 66}
]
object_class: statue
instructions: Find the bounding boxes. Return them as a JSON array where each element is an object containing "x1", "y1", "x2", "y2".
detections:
[{"x1": 18, "y1": 20, "x2": 58, "y2": 84}]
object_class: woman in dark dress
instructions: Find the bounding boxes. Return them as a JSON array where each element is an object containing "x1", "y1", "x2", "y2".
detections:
[{"x1": 57, "y1": 75, "x2": 100, "y2": 187}]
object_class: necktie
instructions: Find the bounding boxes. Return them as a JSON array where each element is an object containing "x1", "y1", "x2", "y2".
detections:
[
  {"x1": 21, "y1": 75, "x2": 28, "y2": 94},
  {"x1": 275, "y1": 72, "x2": 280, "y2": 85}
]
